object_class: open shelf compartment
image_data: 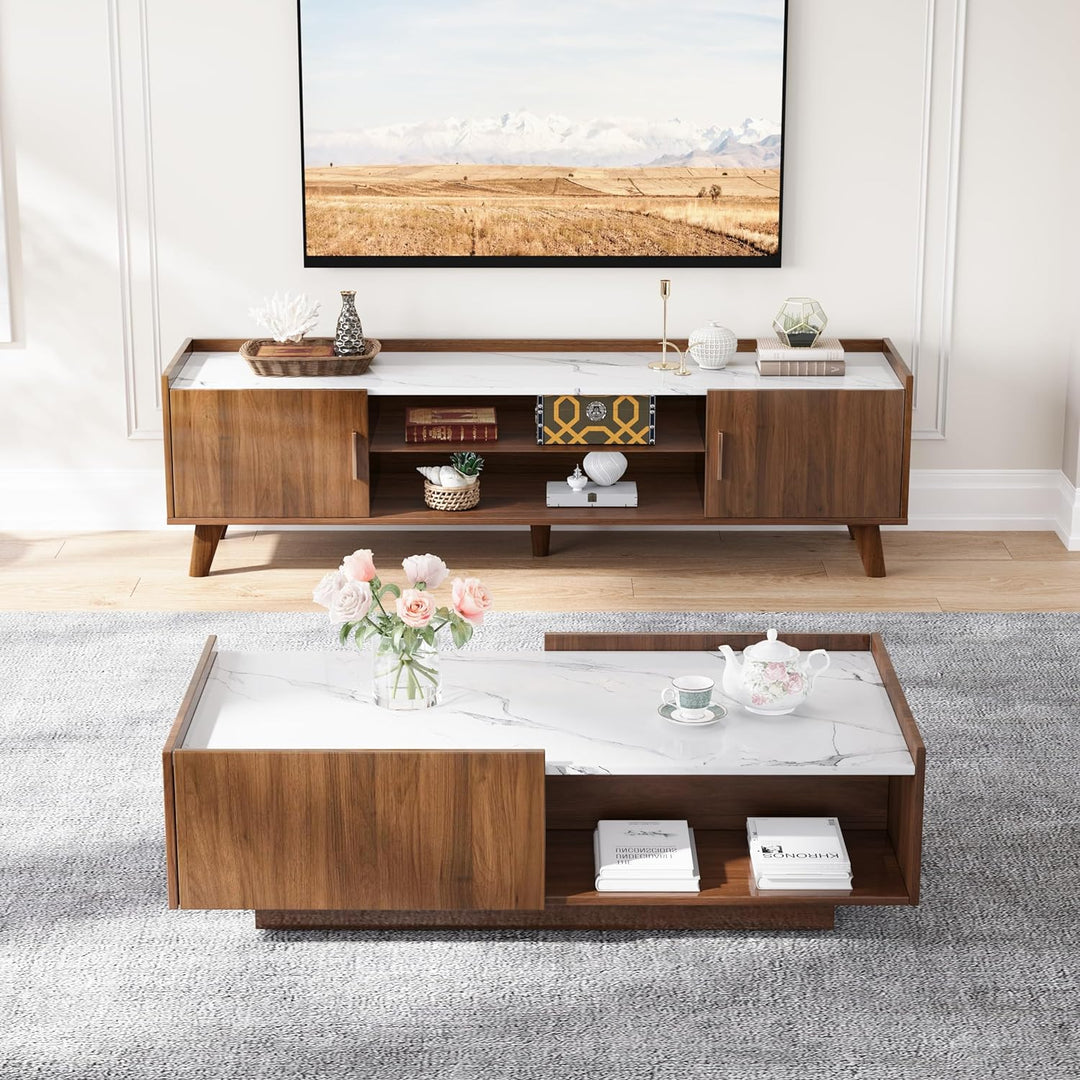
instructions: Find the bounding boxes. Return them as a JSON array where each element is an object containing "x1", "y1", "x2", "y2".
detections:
[{"x1": 545, "y1": 828, "x2": 911, "y2": 907}]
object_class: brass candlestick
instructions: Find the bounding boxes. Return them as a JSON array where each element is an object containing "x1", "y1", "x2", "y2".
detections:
[{"x1": 649, "y1": 279, "x2": 681, "y2": 371}]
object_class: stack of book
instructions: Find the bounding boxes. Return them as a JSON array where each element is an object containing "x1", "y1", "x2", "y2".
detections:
[
  {"x1": 747, "y1": 816, "x2": 852, "y2": 892},
  {"x1": 755, "y1": 336, "x2": 846, "y2": 376},
  {"x1": 404, "y1": 406, "x2": 498, "y2": 443},
  {"x1": 593, "y1": 819, "x2": 700, "y2": 893}
]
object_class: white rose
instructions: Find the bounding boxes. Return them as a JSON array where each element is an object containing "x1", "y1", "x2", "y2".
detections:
[
  {"x1": 329, "y1": 579, "x2": 372, "y2": 625},
  {"x1": 312, "y1": 569, "x2": 346, "y2": 610},
  {"x1": 401, "y1": 553, "x2": 449, "y2": 589}
]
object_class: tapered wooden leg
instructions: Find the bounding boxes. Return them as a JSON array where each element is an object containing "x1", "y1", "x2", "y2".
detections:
[
  {"x1": 189, "y1": 524, "x2": 227, "y2": 577},
  {"x1": 531, "y1": 525, "x2": 552, "y2": 557},
  {"x1": 850, "y1": 525, "x2": 886, "y2": 577}
]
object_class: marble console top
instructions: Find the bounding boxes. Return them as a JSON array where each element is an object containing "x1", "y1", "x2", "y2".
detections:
[
  {"x1": 172, "y1": 350, "x2": 903, "y2": 395},
  {"x1": 181, "y1": 648, "x2": 915, "y2": 776}
]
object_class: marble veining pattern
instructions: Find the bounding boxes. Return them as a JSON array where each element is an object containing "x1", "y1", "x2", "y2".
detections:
[
  {"x1": 172, "y1": 350, "x2": 903, "y2": 394},
  {"x1": 182, "y1": 649, "x2": 915, "y2": 776}
]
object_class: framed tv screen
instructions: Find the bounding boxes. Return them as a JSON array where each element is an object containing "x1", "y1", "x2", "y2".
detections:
[{"x1": 298, "y1": 0, "x2": 787, "y2": 267}]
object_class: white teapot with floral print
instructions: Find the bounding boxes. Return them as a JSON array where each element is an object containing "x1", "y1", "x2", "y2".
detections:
[{"x1": 717, "y1": 629, "x2": 830, "y2": 715}]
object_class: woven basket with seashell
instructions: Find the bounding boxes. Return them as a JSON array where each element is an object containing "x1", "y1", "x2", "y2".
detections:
[{"x1": 417, "y1": 456, "x2": 483, "y2": 511}]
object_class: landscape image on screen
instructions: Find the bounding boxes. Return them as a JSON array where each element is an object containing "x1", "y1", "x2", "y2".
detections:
[{"x1": 299, "y1": 0, "x2": 785, "y2": 262}]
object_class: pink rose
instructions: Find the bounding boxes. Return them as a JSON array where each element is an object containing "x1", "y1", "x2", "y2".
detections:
[
  {"x1": 765, "y1": 662, "x2": 787, "y2": 678},
  {"x1": 329, "y1": 580, "x2": 372, "y2": 625},
  {"x1": 451, "y1": 577, "x2": 493, "y2": 625},
  {"x1": 312, "y1": 569, "x2": 346, "y2": 610},
  {"x1": 341, "y1": 549, "x2": 377, "y2": 582},
  {"x1": 402, "y1": 553, "x2": 449, "y2": 590},
  {"x1": 397, "y1": 588, "x2": 436, "y2": 628}
]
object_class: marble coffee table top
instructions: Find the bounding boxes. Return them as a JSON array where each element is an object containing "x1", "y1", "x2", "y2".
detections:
[{"x1": 180, "y1": 648, "x2": 915, "y2": 776}]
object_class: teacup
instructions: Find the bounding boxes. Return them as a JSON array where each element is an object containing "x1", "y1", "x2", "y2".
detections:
[{"x1": 661, "y1": 676, "x2": 715, "y2": 721}]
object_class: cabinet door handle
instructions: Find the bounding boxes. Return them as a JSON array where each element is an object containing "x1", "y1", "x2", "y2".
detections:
[
  {"x1": 715, "y1": 431, "x2": 725, "y2": 481},
  {"x1": 352, "y1": 431, "x2": 362, "y2": 481}
]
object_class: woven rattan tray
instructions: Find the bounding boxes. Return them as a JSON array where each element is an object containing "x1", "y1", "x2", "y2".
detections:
[
  {"x1": 423, "y1": 479, "x2": 480, "y2": 511},
  {"x1": 239, "y1": 337, "x2": 380, "y2": 377}
]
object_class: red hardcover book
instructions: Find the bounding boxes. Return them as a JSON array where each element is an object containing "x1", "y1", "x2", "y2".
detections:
[{"x1": 405, "y1": 406, "x2": 498, "y2": 443}]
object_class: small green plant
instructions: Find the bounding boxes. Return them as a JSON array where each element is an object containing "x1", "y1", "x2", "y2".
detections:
[{"x1": 450, "y1": 451, "x2": 485, "y2": 478}]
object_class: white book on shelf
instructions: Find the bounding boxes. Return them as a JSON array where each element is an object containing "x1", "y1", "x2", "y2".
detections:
[
  {"x1": 595, "y1": 828, "x2": 701, "y2": 892},
  {"x1": 596, "y1": 819, "x2": 695, "y2": 876},
  {"x1": 751, "y1": 873, "x2": 852, "y2": 893},
  {"x1": 747, "y1": 816, "x2": 852, "y2": 875}
]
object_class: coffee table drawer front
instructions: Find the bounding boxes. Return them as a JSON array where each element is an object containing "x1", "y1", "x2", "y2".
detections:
[{"x1": 171, "y1": 749, "x2": 545, "y2": 911}]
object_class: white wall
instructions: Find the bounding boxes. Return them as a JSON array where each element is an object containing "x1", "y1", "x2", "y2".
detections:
[{"x1": 1, "y1": 0, "x2": 1078, "y2": 535}]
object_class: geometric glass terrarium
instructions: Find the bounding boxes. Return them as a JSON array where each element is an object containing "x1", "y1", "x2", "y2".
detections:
[{"x1": 772, "y1": 297, "x2": 828, "y2": 347}]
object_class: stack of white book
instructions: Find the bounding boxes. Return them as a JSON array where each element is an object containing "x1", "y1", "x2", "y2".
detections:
[
  {"x1": 593, "y1": 819, "x2": 700, "y2": 892},
  {"x1": 747, "y1": 817, "x2": 853, "y2": 892}
]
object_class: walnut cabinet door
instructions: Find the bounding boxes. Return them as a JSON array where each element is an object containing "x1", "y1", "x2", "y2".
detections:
[
  {"x1": 704, "y1": 389, "x2": 906, "y2": 520},
  {"x1": 168, "y1": 389, "x2": 369, "y2": 520}
]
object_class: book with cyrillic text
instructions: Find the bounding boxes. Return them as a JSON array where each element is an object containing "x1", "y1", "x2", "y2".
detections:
[{"x1": 404, "y1": 406, "x2": 498, "y2": 443}]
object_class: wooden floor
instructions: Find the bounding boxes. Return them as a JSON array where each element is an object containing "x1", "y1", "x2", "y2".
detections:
[{"x1": 2, "y1": 528, "x2": 1078, "y2": 612}]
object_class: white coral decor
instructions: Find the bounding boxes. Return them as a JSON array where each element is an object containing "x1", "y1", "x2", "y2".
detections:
[{"x1": 249, "y1": 292, "x2": 321, "y2": 343}]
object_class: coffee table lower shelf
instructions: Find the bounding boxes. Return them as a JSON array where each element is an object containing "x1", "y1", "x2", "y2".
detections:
[{"x1": 254, "y1": 828, "x2": 911, "y2": 931}]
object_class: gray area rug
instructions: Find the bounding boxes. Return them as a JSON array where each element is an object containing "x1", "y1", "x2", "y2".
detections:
[{"x1": 2, "y1": 610, "x2": 1079, "y2": 1080}]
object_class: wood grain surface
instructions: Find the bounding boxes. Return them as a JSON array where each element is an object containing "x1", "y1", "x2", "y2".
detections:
[
  {"x1": 254, "y1": 905, "x2": 836, "y2": 931},
  {"x1": 186, "y1": 337, "x2": 890, "y2": 355},
  {"x1": 704, "y1": 389, "x2": 905, "y2": 520},
  {"x1": 544, "y1": 775, "x2": 891, "y2": 830},
  {"x1": 169, "y1": 389, "x2": 370, "y2": 520},
  {"x1": 162, "y1": 636, "x2": 217, "y2": 910},
  {"x1": 171, "y1": 749, "x2": 545, "y2": 911}
]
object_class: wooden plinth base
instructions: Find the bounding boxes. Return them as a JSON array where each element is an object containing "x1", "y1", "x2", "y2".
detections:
[{"x1": 255, "y1": 906, "x2": 835, "y2": 931}]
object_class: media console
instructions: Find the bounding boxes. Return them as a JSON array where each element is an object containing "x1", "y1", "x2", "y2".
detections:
[
  {"x1": 163, "y1": 631, "x2": 924, "y2": 931},
  {"x1": 162, "y1": 338, "x2": 913, "y2": 577}
]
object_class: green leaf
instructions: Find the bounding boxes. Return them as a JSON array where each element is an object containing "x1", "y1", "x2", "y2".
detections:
[
  {"x1": 380, "y1": 583, "x2": 401, "y2": 600},
  {"x1": 338, "y1": 622, "x2": 352, "y2": 645},
  {"x1": 421, "y1": 625, "x2": 436, "y2": 647},
  {"x1": 451, "y1": 621, "x2": 468, "y2": 649}
]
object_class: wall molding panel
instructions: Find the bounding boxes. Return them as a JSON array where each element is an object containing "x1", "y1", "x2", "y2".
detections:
[
  {"x1": 909, "y1": 0, "x2": 967, "y2": 440},
  {"x1": 107, "y1": 0, "x2": 163, "y2": 440}
]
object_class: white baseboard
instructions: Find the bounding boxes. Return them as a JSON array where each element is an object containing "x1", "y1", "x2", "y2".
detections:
[
  {"x1": 905, "y1": 469, "x2": 1074, "y2": 538},
  {"x1": 1054, "y1": 473, "x2": 1080, "y2": 551},
  {"x1": 0, "y1": 467, "x2": 1077, "y2": 548}
]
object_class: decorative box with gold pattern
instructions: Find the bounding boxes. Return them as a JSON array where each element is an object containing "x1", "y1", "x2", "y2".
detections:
[{"x1": 536, "y1": 395, "x2": 656, "y2": 445}]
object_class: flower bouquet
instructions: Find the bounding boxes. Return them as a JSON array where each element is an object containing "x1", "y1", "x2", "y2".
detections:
[{"x1": 313, "y1": 550, "x2": 493, "y2": 710}]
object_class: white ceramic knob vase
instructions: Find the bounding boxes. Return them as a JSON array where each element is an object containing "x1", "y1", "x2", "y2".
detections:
[
  {"x1": 687, "y1": 323, "x2": 737, "y2": 369},
  {"x1": 582, "y1": 451, "x2": 628, "y2": 487}
]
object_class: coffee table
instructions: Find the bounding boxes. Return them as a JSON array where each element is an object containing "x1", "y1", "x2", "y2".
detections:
[{"x1": 163, "y1": 632, "x2": 924, "y2": 930}]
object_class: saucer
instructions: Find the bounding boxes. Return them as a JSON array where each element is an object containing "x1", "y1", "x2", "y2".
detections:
[{"x1": 658, "y1": 702, "x2": 727, "y2": 726}]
